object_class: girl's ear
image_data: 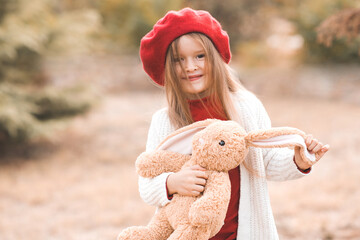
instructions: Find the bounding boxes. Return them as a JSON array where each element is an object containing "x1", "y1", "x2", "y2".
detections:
[
  {"x1": 245, "y1": 127, "x2": 317, "y2": 164},
  {"x1": 156, "y1": 119, "x2": 220, "y2": 154}
]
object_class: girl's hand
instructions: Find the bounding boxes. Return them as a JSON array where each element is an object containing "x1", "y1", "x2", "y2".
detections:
[
  {"x1": 294, "y1": 135, "x2": 330, "y2": 170},
  {"x1": 166, "y1": 165, "x2": 208, "y2": 197}
]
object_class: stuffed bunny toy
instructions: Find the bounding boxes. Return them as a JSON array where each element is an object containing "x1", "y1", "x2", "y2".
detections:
[{"x1": 118, "y1": 119, "x2": 320, "y2": 240}]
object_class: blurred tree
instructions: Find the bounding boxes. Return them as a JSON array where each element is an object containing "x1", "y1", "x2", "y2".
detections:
[
  {"x1": 273, "y1": 0, "x2": 360, "y2": 63},
  {"x1": 94, "y1": 0, "x2": 185, "y2": 51},
  {"x1": 186, "y1": 0, "x2": 271, "y2": 47},
  {"x1": 85, "y1": 0, "x2": 275, "y2": 60},
  {"x1": 0, "y1": 0, "x2": 100, "y2": 143},
  {"x1": 73, "y1": 0, "x2": 360, "y2": 64},
  {"x1": 317, "y1": 8, "x2": 360, "y2": 55}
]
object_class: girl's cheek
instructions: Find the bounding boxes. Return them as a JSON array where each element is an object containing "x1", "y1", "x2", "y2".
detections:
[{"x1": 175, "y1": 65, "x2": 183, "y2": 78}]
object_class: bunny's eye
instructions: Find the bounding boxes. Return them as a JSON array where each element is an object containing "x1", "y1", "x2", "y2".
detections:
[{"x1": 219, "y1": 140, "x2": 225, "y2": 146}]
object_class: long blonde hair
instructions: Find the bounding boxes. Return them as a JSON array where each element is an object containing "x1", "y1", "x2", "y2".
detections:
[
  {"x1": 164, "y1": 33, "x2": 245, "y2": 129},
  {"x1": 164, "y1": 34, "x2": 263, "y2": 177}
]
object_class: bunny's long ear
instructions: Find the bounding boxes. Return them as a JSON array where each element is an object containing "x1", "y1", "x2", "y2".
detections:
[
  {"x1": 245, "y1": 127, "x2": 317, "y2": 165},
  {"x1": 156, "y1": 119, "x2": 220, "y2": 154}
]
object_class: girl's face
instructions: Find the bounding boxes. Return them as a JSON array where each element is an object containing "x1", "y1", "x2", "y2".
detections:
[{"x1": 174, "y1": 35, "x2": 208, "y2": 96}]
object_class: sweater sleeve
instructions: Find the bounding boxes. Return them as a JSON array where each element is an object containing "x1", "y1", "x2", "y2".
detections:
[
  {"x1": 138, "y1": 109, "x2": 174, "y2": 207},
  {"x1": 252, "y1": 94, "x2": 309, "y2": 181}
]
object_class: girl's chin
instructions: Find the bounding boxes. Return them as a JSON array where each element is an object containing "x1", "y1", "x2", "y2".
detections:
[
  {"x1": 180, "y1": 78, "x2": 208, "y2": 96},
  {"x1": 184, "y1": 88, "x2": 209, "y2": 99}
]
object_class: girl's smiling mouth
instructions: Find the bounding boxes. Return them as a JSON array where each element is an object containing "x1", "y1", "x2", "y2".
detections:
[{"x1": 184, "y1": 74, "x2": 203, "y2": 81}]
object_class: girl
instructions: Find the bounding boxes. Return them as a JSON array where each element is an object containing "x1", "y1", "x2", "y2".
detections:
[{"x1": 138, "y1": 8, "x2": 329, "y2": 239}]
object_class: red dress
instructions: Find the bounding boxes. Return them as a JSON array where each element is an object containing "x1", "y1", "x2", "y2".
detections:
[{"x1": 188, "y1": 97, "x2": 240, "y2": 240}]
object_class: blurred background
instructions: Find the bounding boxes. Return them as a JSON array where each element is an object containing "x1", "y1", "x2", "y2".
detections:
[{"x1": 0, "y1": 0, "x2": 360, "y2": 239}]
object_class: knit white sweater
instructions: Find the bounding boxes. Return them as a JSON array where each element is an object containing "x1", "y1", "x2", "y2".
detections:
[{"x1": 138, "y1": 90, "x2": 308, "y2": 239}]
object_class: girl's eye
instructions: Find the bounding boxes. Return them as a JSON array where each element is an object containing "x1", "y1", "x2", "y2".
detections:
[
  {"x1": 197, "y1": 54, "x2": 205, "y2": 59},
  {"x1": 219, "y1": 140, "x2": 225, "y2": 146}
]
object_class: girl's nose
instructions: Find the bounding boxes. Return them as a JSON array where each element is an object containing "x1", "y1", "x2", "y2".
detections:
[{"x1": 185, "y1": 60, "x2": 198, "y2": 72}]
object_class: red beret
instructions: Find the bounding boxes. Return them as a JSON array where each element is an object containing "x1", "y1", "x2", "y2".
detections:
[{"x1": 140, "y1": 8, "x2": 231, "y2": 86}]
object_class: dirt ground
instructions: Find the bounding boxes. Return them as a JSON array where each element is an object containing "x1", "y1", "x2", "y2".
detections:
[{"x1": 1, "y1": 65, "x2": 360, "y2": 239}]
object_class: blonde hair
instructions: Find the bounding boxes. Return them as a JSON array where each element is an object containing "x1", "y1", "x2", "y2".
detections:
[
  {"x1": 164, "y1": 35, "x2": 262, "y2": 177},
  {"x1": 164, "y1": 33, "x2": 246, "y2": 129}
]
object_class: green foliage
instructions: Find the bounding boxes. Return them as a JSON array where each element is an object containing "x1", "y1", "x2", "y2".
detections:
[
  {"x1": 276, "y1": 0, "x2": 360, "y2": 63},
  {"x1": 0, "y1": 0, "x2": 100, "y2": 143},
  {"x1": 0, "y1": 84, "x2": 39, "y2": 142},
  {"x1": 0, "y1": 83, "x2": 94, "y2": 142},
  {"x1": 31, "y1": 86, "x2": 93, "y2": 120}
]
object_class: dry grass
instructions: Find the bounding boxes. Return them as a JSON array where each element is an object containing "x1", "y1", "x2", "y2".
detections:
[
  {"x1": 0, "y1": 92, "x2": 165, "y2": 240},
  {"x1": 264, "y1": 96, "x2": 360, "y2": 239}
]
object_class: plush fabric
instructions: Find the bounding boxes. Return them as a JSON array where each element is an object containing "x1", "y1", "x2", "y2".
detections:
[
  {"x1": 188, "y1": 96, "x2": 240, "y2": 240},
  {"x1": 118, "y1": 120, "x2": 245, "y2": 240},
  {"x1": 137, "y1": 91, "x2": 311, "y2": 239},
  {"x1": 139, "y1": 7, "x2": 231, "y2": 86},
  {"x1": 118, "y1": 91, "x2": 318, "y2": 240}
]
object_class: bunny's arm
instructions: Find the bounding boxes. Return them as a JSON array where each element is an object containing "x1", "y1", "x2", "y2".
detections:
[
  {"x1": 136, "y1": 150, "x2": 191, "y2": 178},
  {"x1": 188, "y1": 171, "x2": 231, "y2": 227}
]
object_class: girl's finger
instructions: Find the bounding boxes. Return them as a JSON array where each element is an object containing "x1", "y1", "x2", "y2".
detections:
[
  {"x1": 307, "y1": 139, "x2": 319, "y2": 151},
  {"x1": 195, "y1": 170, "x2": 208, "y2": 179},
  {"x1": 316, "y1": 144, "x2": 330, "y2": 160},
  {"x1": 306, "y1": 135, "x2": 313, "y2": 145},
  {"x1": 193, "y1": 184, "x2": 205, "y2": 193},
  {"x1": 321, "y1": 144, "x2": 330, "y2": 152},
  {"x1": 311, "y1": 142, "x2": 323, "y2": 153},
  {"x1": 191, "y1": 165, "x2": 206, "y2": 171},
  {"x1": 191, "y1": 191, "x2": 201, "y2": 196},
  {"x1": 195, "y1": 178, "x2": 207, "y2": 186}
]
